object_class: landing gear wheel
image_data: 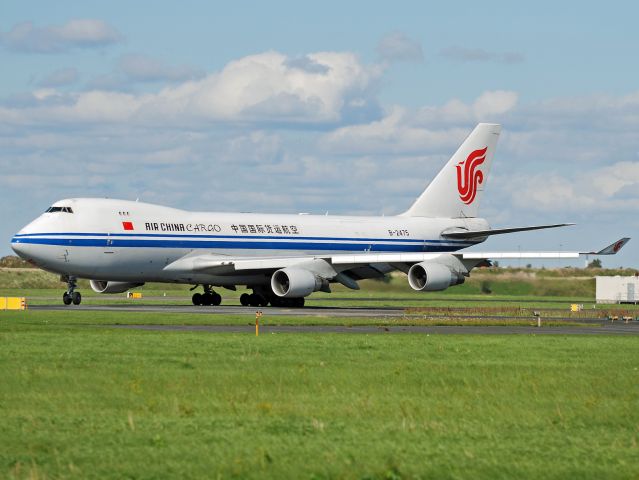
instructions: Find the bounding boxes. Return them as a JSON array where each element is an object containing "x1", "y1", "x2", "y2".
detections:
[
  {"x1": 202, "y1": 293, "x2": 213, "y2": 306},
  {"x1": 240, "y1": 293, "x2": 250, "y2": 306},
  {"x1": 248, "y1": 293, "x2": 265, "y2": 307},
  {"x1": 71, "y1": 292, "x2": 82, "y2": 305},
  {"x1": 192, "y1": 293, "x2": 203, "y2": 306},
  {"x1": 62, "y1": 275, "x2": 79, "y2": 306},
  {"x1": 212, "y1": 292, "x2": 222, "y2": 306},
  {"x1": 269, "y1": 296, "x2": 283, "y2": 307},
  {"x1": 272, "y1": 297, "x2": 305, "y2": 308}
]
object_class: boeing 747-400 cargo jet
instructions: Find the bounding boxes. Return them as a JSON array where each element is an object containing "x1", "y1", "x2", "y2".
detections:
[{"x1": 11, "y1": 124, "x2": 630, "y2": 307}]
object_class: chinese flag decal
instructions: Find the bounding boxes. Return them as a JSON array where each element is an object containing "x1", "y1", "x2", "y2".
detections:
[{"x1": 122, "y1": 221, "x2": 134, "y2": 231}]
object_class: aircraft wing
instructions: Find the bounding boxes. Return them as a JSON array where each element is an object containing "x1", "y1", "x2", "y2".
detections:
[{"x1": 164, "y1": 238, "x2": 630, "y2": 273}]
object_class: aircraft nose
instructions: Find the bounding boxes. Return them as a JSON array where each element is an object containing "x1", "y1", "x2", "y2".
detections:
[
  {"x1": 11, "y1": 236, "x2": 29, "y2": 259},
  {"x1": 11, "y1": 216, "x2": 43, "y2": 258}
]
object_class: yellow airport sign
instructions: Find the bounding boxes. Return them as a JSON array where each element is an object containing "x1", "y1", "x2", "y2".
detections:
[{"x1": 1, "y1": 297, "x2": 27, "y2": 310}]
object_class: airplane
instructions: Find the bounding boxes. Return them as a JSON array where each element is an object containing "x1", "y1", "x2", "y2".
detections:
[{"x1": 10, "y1": 123, "x2": 630, "y2": 307}]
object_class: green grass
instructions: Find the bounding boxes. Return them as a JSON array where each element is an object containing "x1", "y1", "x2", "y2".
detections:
[
  {"x1": 3, "y1": 287, "x2": 634, "y2": 311},
  {"x1": 0, "y1": 310, "x2": 593, "y2": 328},
  {"x1": 1, "y1": 314, "x2": 639, "y2": 479}
]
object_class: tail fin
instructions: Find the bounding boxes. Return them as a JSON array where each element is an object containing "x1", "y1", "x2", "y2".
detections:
[{"x1": 402, "y1": 123, "x2": 501, "y2": 218}]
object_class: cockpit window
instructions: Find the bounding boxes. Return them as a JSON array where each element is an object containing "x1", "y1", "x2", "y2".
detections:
[{"x1": 46, "y1": 206, "x2": 73, "y2": 213}]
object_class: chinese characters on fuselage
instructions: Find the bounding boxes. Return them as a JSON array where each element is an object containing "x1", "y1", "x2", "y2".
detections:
[
  {"x1": 231, "y1": 224, "x2": 299, "y2": 235},
  {"x1": 143, "y1": 222, "x2": 301, "y2": 235}
]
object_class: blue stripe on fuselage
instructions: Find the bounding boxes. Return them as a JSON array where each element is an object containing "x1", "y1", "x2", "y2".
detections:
[
  {"x1": 12, "y1": 231, "x2": 471, "y2": 244},
  {"x1": 11, "y1": 236, "x2": 471, "y2": 252}
]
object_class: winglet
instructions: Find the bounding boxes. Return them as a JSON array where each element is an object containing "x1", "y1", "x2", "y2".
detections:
[{"x1": 588, "y1": 238, "x2": 631, "y2": 255}]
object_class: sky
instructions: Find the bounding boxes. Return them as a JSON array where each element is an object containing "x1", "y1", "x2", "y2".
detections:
[{"x1": 1, "y1": 0, "x2": 637, "y2": 267}]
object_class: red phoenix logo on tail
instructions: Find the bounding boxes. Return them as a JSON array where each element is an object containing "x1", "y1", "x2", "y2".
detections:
[{"x1": 456, "y1": 147, "x2": 487, "y2": 205}]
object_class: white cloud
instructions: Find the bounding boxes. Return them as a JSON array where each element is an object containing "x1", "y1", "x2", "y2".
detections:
[
  {"x1": 323, "y1": 90, "x2": 518, "y2": 154},
  {"x1": 0, "y1": 50, "x2": 382, "y2": 126},
  {"x1": 502, "y1": 161, "x2": 639, "y2": 213},
  {"x1": 415, "y1": 90, "x2": 519, "y2": 126},
  {"x1": 377, "y1": 32, "x2": 424, "y2": 63},
  {"x1": 323, "y1": 106, "x2": 467, "y2": 154},
  {"x1": 0, "y1": 19, "x2": 121, "y2": 53},
  {"x1": 164, "y1": 50, "x2": 381, "y2": 123},
  {"x1": 473, "y1": 90, "x2": 519, "y2": 117},
  {"x1": 513, "y1": 91, "x2": 639, "y2": 132},
  {"x1": 591, "y1": 162, "x2": 639, "y2": 194}
]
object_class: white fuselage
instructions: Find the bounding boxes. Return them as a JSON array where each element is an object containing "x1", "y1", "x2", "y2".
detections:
[{"x1": 11, "y1": 198, "x2": 488, "y2": 287}]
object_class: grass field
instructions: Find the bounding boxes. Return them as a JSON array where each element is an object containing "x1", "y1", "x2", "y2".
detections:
[
  {"x1": 1, "y1": 312, "x2": 639, "y2": 479},
  {"x1": 2, "y1": 265, "x2": 638, "y2": 478}
]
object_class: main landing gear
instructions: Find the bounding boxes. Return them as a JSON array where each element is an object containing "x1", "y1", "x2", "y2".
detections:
[
  {"x1": 189, "y1": 285, "x2": 304, "y2": 308},
  {"x1": 240, "y1": 290, "x2": 305, "y2": 308},
  {"x1": 62, "y1": 276, "x2": 82, "y2": 306},
  {"x1": 239, "y1": 292, "x2": 269, "y2": 307},
  {"x1": 191, "y1": 285, "x2": 222, "y2": 306}
]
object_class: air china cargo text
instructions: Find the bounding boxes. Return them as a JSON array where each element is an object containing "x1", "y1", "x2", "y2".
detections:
[{"x1": 145, "y1": 223, "x2": 221, "y2": 232}]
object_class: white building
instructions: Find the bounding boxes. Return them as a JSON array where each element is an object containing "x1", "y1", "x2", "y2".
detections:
[{"x1": 596, "y1": 276, "x2": 639, "y2": 304}]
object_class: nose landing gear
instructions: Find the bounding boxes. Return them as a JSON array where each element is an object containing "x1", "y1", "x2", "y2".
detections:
[
  {"x1": 62, "y1": 276, "x2": 81, "y2": 305},
  {"x1": 191, "y1": 285, "x2": 222, "y2": 306}
]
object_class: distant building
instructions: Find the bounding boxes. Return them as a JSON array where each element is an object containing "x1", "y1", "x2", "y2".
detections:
[{"x1": 596, "y1": 276, "x2": 639, "y2": 304}]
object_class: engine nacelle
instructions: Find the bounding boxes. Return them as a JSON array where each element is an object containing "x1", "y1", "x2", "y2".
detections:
[
  {"x1": 407, "y1": 262, "x2": 463, "y2": 292},
  {"x1": 271, "y1": 268, "x2": 327, "y2": 298},
  {"x1": 90, "y1": 280, "x2": 145, "y2": 294}
]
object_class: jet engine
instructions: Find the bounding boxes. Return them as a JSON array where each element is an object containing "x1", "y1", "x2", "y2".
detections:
[
  {"x1": 407, "y1": 262, "x2": 464, "y2": 292},
  {"x1": 271, "y1": 268, "x2": 328, "y2": 298},
  {"x1": 90, "y1": 280, "x2": 145, "y2": 294}
]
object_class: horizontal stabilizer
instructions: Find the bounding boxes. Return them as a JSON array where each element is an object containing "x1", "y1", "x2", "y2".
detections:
[
  {"x1": 442, "y1": 223, "x2": 575, "y2": 239},
  {"x1": 588, "y1": 237, "x2": 631, "y2": 255},
  {"x1": 461, "y1": 237, "x2": 630, "y2": 260}
]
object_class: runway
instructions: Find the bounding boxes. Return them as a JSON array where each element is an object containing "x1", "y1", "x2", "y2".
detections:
[{"x1": 33, "y1": 303, "x2": 407, "y2": 318}]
